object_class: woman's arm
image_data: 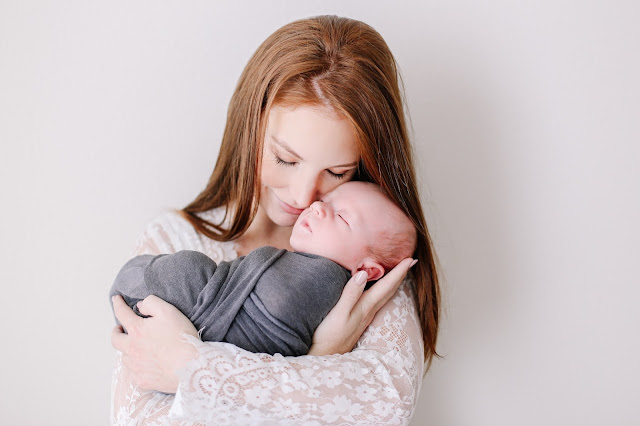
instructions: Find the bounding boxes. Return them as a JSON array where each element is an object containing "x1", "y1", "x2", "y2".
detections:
[
  {"x1": 110, "y1": 216, "x2": 196, "y2": 425},
  {"x1": 172, "y1": 278, "x2": 424, "y2": 424},
  {"x1": 112, "y1": 283, "x2": 422, "y2": 425},
  {"x1": 308, "y1": 258, "x2": 417, "y2": 356},
  {"x1": 111, "y1": 213, "x2": 424, "y2": 424}
]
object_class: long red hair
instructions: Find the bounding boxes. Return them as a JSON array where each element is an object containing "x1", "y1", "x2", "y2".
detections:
[{"x1": 182, "y1": 15, "x2": 440, "y2": 366}]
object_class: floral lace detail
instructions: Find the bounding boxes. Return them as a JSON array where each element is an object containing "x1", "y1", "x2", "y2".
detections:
[
  {"x1": 130, "y1": 208, "x2": 238, "y2": 262},
  {"x1": 112, "y1": 209, "x2": 424, "y2": 425}
]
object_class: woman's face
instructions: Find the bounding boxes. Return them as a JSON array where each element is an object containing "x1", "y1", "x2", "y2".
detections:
[{"x1": 260, "y1": 104, "x2": 359, "y2": 227}]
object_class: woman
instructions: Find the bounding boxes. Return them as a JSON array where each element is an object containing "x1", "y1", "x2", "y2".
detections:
[{"x1": 111, "y1": 15, "x2": 440, "y2": 424}]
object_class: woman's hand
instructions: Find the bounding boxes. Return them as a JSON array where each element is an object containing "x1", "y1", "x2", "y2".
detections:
[
  {"x1": 308, "y1": 257, "x2": 417, "y2": 356},
  {"x1": 111, "y1": 294, "x2": 199, "y2": 393}
]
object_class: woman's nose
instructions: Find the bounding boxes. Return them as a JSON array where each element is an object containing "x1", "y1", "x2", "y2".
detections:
[{"x1": 293, "y1": 174, "x2": 321, "y2": 208}]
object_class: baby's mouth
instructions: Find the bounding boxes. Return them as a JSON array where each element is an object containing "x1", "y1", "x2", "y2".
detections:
[{"x1": 300, "y1": 216, "x2": 312, "y2": 233}]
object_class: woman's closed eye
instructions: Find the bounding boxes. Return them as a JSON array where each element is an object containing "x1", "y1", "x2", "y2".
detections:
[
  {"x1": 273, "y1": 149, "x2": 354, "y2": 183},
  {"x1": 327, "y1": 169, "x2": 347, "y2": 180},
  {"x1": 275, "y1": 154, "x2": 296, "y2": 167}
]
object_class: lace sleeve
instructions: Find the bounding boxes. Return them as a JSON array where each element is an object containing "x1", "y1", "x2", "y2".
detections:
[
  {"x1": 111, "y1": 213, "x2": 194, "y2": 426},
  {"x1": 171, "y1": 278, "x2": 424, "y2": 425},
  {"x1": 111, "y1": 211, "x2": 425, "y2": 425}
]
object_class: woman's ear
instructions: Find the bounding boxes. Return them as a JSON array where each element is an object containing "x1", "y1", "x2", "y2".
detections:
[{"x1": 353, "y1": 259, "x2": 385, "y2": 281}]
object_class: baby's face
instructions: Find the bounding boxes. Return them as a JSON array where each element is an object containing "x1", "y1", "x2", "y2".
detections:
[{"x1": 289, "y1": 181, "x2": 391, "y2": 272}]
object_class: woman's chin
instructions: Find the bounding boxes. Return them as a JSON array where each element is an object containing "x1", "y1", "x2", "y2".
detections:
[
  {"x1": 271, "y1": 214, "x2": 299, "y2": 228},
  {"x1": 261, "y1": 202, "x2": 299, "y2": 228},
  {"x1": 277, "y1": 210, "x2": 300, "y2": 226}
]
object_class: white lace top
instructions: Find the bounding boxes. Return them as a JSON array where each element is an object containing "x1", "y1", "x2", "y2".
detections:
[{"x1": 111, "y1": 208, "x2": 425, "y2": 425}]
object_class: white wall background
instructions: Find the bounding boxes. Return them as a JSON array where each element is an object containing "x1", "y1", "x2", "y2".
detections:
[{"x1": 1, "y1": 1, "x2": 638, "y2": 425}]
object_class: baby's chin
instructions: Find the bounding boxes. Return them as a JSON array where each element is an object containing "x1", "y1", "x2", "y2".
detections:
[
  {"x1": 289, "y1": 218, "x2": 313, "y2": 250},
  {"x1": 289, "y1": 227, "x2": 305, "y2": 252},
  {"x1": 289, "y1": 232, "x2": 322, "y2": 258}
]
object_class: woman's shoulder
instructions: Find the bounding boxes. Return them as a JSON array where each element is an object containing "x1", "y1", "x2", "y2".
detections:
[
  {"x1": 195, "y1": 205, "x2": 230, "y2": 226},
  {"x1": 136, "y1": 207, "x2": 238, "y2": 262}
]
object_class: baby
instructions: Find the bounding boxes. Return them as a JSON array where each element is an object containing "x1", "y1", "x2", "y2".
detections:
[{"x1": 110, "y1": 181, "x2": 416, "y2": 356}]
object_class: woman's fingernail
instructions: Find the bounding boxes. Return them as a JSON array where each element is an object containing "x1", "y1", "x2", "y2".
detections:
[
  {"x1": 410, "y1": 259, "x2": 418, "y2": 267},
  {"x1": 355, "y1": 270, "x2": 367, "y2": 285}
]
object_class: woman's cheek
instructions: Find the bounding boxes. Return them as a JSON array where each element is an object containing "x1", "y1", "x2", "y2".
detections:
[
  {"x1": 320, "y1": 177, "x2": 346, "y2": 197},
  {"x1": 261, "y1": 160, "x2": 283, "y2": 188}
]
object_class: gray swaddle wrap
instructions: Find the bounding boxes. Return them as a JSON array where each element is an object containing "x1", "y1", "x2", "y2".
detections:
[{"x1": 109, "y1": 246, "x2": 350, "y2": 356}]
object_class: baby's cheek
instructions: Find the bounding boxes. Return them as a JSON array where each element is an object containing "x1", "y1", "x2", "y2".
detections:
[{"x1": 290, "y1": 229, "x2": 310, "y2": 252}]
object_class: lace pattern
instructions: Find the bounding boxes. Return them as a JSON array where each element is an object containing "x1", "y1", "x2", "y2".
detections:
[{"x1": 111, "y1": 209, "x2": 424, "y2": 425}]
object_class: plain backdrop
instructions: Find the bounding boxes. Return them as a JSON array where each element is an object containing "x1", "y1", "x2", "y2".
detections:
[{"x1": 1, "y1": 1, "x2": 638, "y2": 425}]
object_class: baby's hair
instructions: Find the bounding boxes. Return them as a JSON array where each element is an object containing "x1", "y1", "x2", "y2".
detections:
[
  {"x1": 364, "y1": 184, "x2": 417, "y2": 272},
  {"x1": 370, "y1": 225, "x2": 417, "y2": 272}
]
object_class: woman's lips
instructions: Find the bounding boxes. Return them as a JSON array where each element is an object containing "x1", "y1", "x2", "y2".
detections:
[{"x1": 278, "y1": 197, "x2": 305, "y2": 215}]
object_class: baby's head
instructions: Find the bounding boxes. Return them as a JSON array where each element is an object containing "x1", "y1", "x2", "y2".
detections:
[{"x1": 290, "y1": 181, "x2": 417, "y2": 281}]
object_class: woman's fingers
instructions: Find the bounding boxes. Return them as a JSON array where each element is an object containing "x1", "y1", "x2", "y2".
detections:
[
  {"x1": 111, "y1": 324, "x2": 129, "y2": 352},
  {"x1": 332, "y1": 258, "x2": 415, "y2": 320},
  {"x1": 361, "y1": 258, "x2": 416, "y2": 312},
  {"x1": 307, "y1": 271, "x2": 368, "y2": 355},
  {"x1": 136, "y1": 294, "x2": 166, "y2": 317},
  {"x1": 333, "y1": 270, "x2": 368, "y2": 314},
  {"x1": 308, "y1": 259, "x2": 416, "y2": 356},
  {"x1": 112, "y1": 295, "x2": 141, "y2": 332}
]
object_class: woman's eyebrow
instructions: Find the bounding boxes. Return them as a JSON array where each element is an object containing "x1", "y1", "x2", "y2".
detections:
[
  {"x1": 271, "y1": 136, "x2": 302, "y2": 160},
  {"x1": 331, "y1": 161, "x2": 359, "y2": 169}
]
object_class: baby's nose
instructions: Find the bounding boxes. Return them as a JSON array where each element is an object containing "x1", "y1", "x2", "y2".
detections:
[{"x1": 311, "y1": 201, "x2": 327, "y2": 218}]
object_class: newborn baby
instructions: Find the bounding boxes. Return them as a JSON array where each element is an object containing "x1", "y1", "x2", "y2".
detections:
[{"x1": 110, "y1": 181, "x2": 416, "y2": 356}]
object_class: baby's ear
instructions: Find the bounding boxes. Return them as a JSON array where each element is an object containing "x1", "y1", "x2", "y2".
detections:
[{"x1": 353, "y1": 259, "x2": 385, "y2": 281}]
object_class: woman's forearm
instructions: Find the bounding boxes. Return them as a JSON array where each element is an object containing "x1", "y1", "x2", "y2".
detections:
[
  {"x1": 112, "y1": 281, "x2": 422, "y2": 424},
  {"x1": 171, "y1": 280, "x2": 423, "y2": 425},
  {"x1": 113, "y1": 213, "x2": 424, "y2": 424}
]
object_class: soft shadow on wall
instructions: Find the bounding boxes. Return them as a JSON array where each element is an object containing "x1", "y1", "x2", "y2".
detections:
[{"x1": 404, "y1": 24, "x2": 522, "y2": 426}]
